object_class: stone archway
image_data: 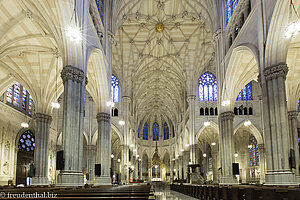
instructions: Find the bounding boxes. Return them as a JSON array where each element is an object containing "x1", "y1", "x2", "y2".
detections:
[
  {"x1": 151, "y1": 152, "x2": 161, "y2": 181},
  {"x1": 16, "y1": 130, "x2": 35, "y2": 186}
]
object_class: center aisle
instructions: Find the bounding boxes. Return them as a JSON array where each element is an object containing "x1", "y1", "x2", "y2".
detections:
[{"x1": 154, "y1": 184, "x2": 198, "y2": 200}]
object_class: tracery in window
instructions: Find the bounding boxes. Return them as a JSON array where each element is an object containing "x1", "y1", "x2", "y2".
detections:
[
  {"x1": 143, "y1": 123, "x2": 148, "y2": 140},
  {"x1": 226, "y1": 0, "x2": 239, "y2": 24},
  {"x1": 111, "y1": 75, "x2": 119, "y2": 102},
  {"x1": 18, "y1": 130, "x2": 35, "y2": 152},
  {"x1": 236, "y1": 82, "x2": 253, "y2": 101},
  {"x1": 249, "y1": 135, "x2": 259, "y2": 166},
  {"x1": 96, "y1": 0, "x2": 104, "y2": 22},
  {"x1": 153, "y1": 122, "x2": 159, "y2": 141},
  {"x1": 6, "y1": 83, "x2": 34, "y2": 116},
  {"x1": 198, "y1": 72, "x2": 217, "y2": 101},
  {"x1": 164, "y1": 122, "x2": 169, "y2": 140}
]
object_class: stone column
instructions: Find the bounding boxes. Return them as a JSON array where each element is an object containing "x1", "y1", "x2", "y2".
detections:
[
  {"x1": 211, "y1": 147, "x2": 219, "y2": 183},
  {"x1": 178, "y1": 156, "x2": 183, "y2": 180},
  {"x1": 32, "y1": 113, "x2": 52, "y2": 185},
  {"x1": 170, "y1": 160, "x2": 174, "y2": 182},
  {"x1": 87, "y1": 145, "x2": 96, "y2": 184},
  {"x1": 288, "y1": 111, "x2": 300, "y2": 182},
  {"x1": 95, "y1": 112, "x2": 111, "y2": 185},
  {"x1": 263, "y1": 64, "x2": 296, "y2": 185},
  {"x1": 188, "y1": 95, "x2": 197, "y2": 164},
  {"x1": 219, "y1": 111, "x2": 237, "y2": 184},
  {"x1": 57, "y1": 65, "x2": 86, "y2": 186},
  {"x1": 258, "y1": 144, "x2": 266, "y2": 184},
  {"x1": 183, "y1": 151, "x2": 190, "y2": 182}
]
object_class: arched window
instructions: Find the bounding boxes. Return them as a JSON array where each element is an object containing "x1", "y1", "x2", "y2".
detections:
[
  {"x1": 96, "y1": 0, "x2": 104, "y2": 22},
  {"x1": 111, "y1": 75, "x2": 119, "y2": 102},
  {"x1": 18, "y1": 130, "x2": 35, "y2": 152},
  {"x1": 138, "y1": 128, "x2": 140, "y2": 138},
  {"x1": 143, "y1": 123, "x2": 148, "y2": 140},
  {"x1": 198, "y1": 72, "x2": 217, "y2": 101},
  {"x1": 236, "y1": 82, "x2": 253, "y2": 101},
  {"x1": 6, "y1": 83, "x2": 34, "y2": 116},
  {"x1": 226, "y1": 0, "x2": 239, "y2": 24},
  {"x1": 153, "y1": 122, "x2": 159, "y2": 141},
  {"x1": 249, "y1": 135, "x2": 259, "y2": 166},
  {"x1": 172, "y1": 125, "x2": 175, "y2": 137},
  {"x1": 164, "y1": 122, "x2": 169, "y2": 140},
  {"x1": 298, "y1": 98, "x2": 300, "y2": 111}
]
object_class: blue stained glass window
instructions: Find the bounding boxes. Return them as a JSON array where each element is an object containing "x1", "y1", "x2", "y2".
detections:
[
  {"x1": 143, "y1": 123, "x2": 148, "y2": 140},
  {"x1": 153, "y1": 122, "x2": 159, "y2": 141},
  {"x1": 236, "y1": 82, "x2": 253, "y2": 101},
  {"x1": 18, "y1": 130, "x2": 35, "y2": 152},
  {"x1": 226, "y1": 0, "x2": 239, "y2": 24},
  {"x1": 111, "y1": 75, "x2": 119, "y2": 102},
  {"x1": 96, "y1": 0, "x2": 104, "y2": 23},
  {"x1": 138, "y1": 128, "x2": 140, "y2": 138},
  {"x1": 199, "y1": 72, "x2": 217, "y2": 101},
  {"x1": 249, "y1": 135, "x2": 259, "y2": 166},
  {"x1": 298, "y1": 98, "x2": 300, "y2": 111},
  {"x1": 6, "y1": 83, "x2": 34, "y2": 116},
  {"x1": 164, "y1": 122, "x2": 169, "y2": 140},
  {"x1": 172, "y1": 125, "x2": 175, "y2": 137}
]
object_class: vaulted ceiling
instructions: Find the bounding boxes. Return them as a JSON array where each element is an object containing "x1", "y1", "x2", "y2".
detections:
[{"x1": 112, "y1": 0, "x2": 216, "y2": 126}]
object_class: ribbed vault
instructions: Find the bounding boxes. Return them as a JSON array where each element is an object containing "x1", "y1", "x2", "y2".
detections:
[{"x1": 112, "y1": 0, "x2": 215, "y2": 125}]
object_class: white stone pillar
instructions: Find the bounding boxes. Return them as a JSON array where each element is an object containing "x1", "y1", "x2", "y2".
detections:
[
  {"x1": 288, "y1": 111, "x2": 300, "y2": 182},
  {"x1": 188, "y1": 95, "x2": 197, "y2": 164},
  {"x1": 87, "y1": 145, "x2": 96, "y2": 184},
  {"x1": 95, "y1": 112, "x2": 111, "y2": 185},
  {"x1": 258, "y1": 144, "x2": 266, "y2": 184},
  {"x1": 219, "y1": 111, "x2": 237, "y2": 184},
  {"x1": 57, "y1": 65, "x2": 86, "y2": 186},
  {"x1": 32, "y1": 113, "x2": 52, "y2": 185},
  {"x1": 263, "y1": 64, "x2": 296, "y2": 185},
  {"x1": 183, "y1": 151, "x2": 189, "y2": 181}
]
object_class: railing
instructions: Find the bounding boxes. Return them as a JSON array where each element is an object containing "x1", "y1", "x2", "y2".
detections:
[{"x1": 171, "y1": 183, "x2": 300, "y2": 200}]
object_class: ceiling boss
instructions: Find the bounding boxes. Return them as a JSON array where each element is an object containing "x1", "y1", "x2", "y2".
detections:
[{"x1": 155, "y1": 23, "x2": 164, "y2": 33}]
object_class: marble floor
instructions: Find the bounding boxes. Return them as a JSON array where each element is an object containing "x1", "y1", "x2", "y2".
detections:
[{"x1": 154, "y1": 185, "x2": 198, "y2": 200}]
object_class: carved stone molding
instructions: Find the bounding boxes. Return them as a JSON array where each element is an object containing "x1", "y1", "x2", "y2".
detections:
[
  {"x1": 34, "y1": 113, "x2": 52, "y2": 124},
  {"x1": 187, "y1": 95, "x2": 196, "y2": 101},
  {"x1": 96, "y1": 112, "x2": 111, "y2": 123},
  {"x1": 212, "y1": 29, "x2": 221, "y2": 46},
  {"x1": 288, "y1": 110, "x2": 298, "y2": 120},
  {"x1": 61, "y1": 65, "x2": 85, "y2": 83},
  {"x1": 264, "y1": 63, "x2": 288, "y2": 81},
  {"x1": 220, "y1": 111, "x2": 234, "y2": 121}
]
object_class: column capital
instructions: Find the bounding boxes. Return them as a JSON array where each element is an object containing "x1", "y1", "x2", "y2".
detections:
[
  {"x1": 212, "y1": 29, "x2": 221, "y2": 46},
  {"x1": 264, "y1": 63, "x2": 288, "y2": 81},
  {"x1": 220, "y1": 111, "x2": 234, "y2": 121},
  {"x1": 88, "y1": 145, "x2": 96, "y2": 150},
  {"x1": 96, "y1": 112, "x2": 110, "y2": 122},
  {"x1": 61, "y1": 65, "x2": 85, "y2": 83},
  {"x1": 187, "y1": 95, "x2": 196, "y2": 100},
  {"x1": 34, "y1": 113, "x2": 52, "y2": 124},
  {"x1": 122, "y1": 96, "x2": 131, "y2": 101},
  {"x1": 288, "y1": 110, "x2": 298, "y2": 120}
]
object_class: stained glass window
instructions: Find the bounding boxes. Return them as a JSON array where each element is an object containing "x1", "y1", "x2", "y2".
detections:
[
  {"x1": 226, "y1": 0, "x2": 239, "y2": 24},
  {"x1": 198, "y1": 72, "x2": 217, "y2": 101},
  {"x1": 164, "y1": 122, "x2": 169, "y2": 140},
  {"x1": 143, "y1": 123, "x2": 148, "y2": 140},
  {"x1": 111, "y1": 75, "x2": 119, "y2": 102},
  {"x1": 96, "y1": 0, "x2": 104, "y2": 23},
  {"x1": 298, "y1": 98, "x2": 300, "y2": 111},
  {"x1": 6, "y1": 83, "x2": 34, "y2": 116},
  {"x1": 18, "y1": 130, "x2": 35, "y2": 152},
  {"x1": 249, "y1": 135, "x2": 259, "y2": 166},
  {"x1": 153, "y1": 122, "x2": 159, "y2": 141},
  {"x1": 236, "y1": 82, "x2": 253, "y2": 101},
  {"x1": 172, "y1": 125, "x2": 175, "y2": 137},
  {"x1": 138, "y1": 128, "x2": 140, "y2": 138}
]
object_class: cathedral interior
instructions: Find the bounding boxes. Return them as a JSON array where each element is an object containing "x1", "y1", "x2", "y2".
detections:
[{"x1": 0, "y1": 0, "x2": 300, "y2": 199}]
